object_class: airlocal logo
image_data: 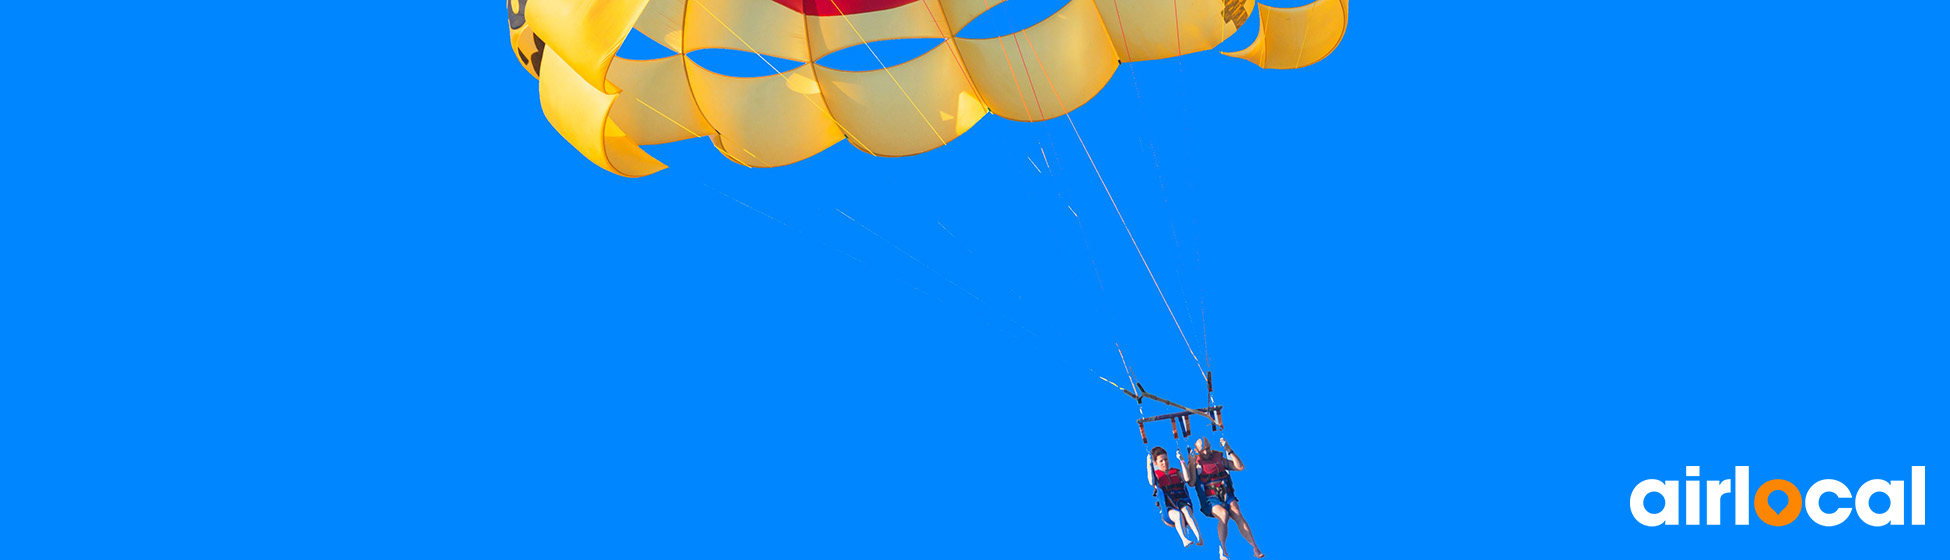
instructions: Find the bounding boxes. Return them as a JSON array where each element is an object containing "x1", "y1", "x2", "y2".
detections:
[{"x1": 1631, "y1": 466, "x2": 1925, "y2": 527}]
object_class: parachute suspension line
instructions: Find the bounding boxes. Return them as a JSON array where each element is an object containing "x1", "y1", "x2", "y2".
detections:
[
  {"x1": 732, "y1": 145, "x2": 774, "y2": 167},
  {"x1": 1098, "y1": 375, "x2": 1128, "y2": 393},
  {"x1": 1062, "y1": 111, "x2": 1206, "y2": 382},
  {"x1": 835, "y1": 209, "x2": 984, "y2": 303},
  {"x1": 1001, "y1": 38, "x2": 1036, "y2": 120},
  {"x1": 1199, "y1": 273, "x2": 1210, "y2": 410},
  {"x1": 1036, "y1": 148, "x2": 1112, "y2": 297},
  {"x1": 1010, "y1": 35, "x2": 1048, "y2": 119},
  {"x1": 1064, "y1": 196, "x2": 1108, "y2": 294},
  {"x1": 1120, "y1": 343, "x2": 1149, "y2": 444},
  {"x1": 982, "y1": 28, "x2": 1034, "y2": 120},
  {"x1": 710, "y1": 185, "x2": 944, "y2": 296},
  {"x1": 1021, "y1": 33, "x2": 1062, "y2": 111},
  {"x1": 629, "y1": 97, "x2": 752, "y2": 168},
  {"x1": 1011, "y1": 34, "x2": 1205, "y2": 382},
  {"x1": 824, "y1": 0, "x2": 948, "y2": 147},
  {"x1": 1117, "y1": 342, "x2": 1136, "y2": 380},
  {"x1": 1106, "y1": 0, "x2": 1136, "y2": 63},
  {"x1": 630, "y1": 97, "x2": 705, "y2": 140},
  {"x1": 1116, "y1": 342, "x2": 1148, "y2": 430},
  {"x1": 1171, "y1": 0, "x2": 1185, "y2": 57},
  {"x1": 690, "y1": 0, "x2": 786, "y2": 73},
  {"x1": 711, "y1": 186, "x2": 788, "y2": 227},
  {"x1": 832, "y1": 209, "x2": 1044, "y2": 339},
  {"x1": 692, "y1": 0, "x2": 878, "y2": 155},
  {"x1": 1003, "y1": 12, "x2": 1057, "y2": 119},
  {"x1": 913, "y1": 0, "x2": 983, "y2": 101}
]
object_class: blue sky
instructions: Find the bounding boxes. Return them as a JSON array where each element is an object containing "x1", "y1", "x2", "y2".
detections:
[{"x1": 5, "y1": 1, "x2": 1946, "y2": 558}]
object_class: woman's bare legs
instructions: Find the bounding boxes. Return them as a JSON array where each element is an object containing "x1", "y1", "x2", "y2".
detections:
[
  {"x1": 1167, "y1": 508, "x2": 1194, "y2": 546},
  {"x1": 1180, "y1": 505, "x2": 1204, "y2": 545}
]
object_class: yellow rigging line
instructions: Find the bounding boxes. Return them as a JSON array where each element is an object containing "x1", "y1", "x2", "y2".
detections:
[
  {"x1": 825, "y1": 0, "x2": 950, "y2": 147},
  {"x1": 627, "y1": 96, "x2": 756, "y2": 168},
  {"x1": 691, "y1": 0, "x2": 879, "y2": 156},
  {"x1": 630, "y1": 97, "x2": 703, "y2": 139}
]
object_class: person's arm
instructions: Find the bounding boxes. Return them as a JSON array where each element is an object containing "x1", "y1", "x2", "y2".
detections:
[
  {"x1": 1145, "y1": 453, "x2": 1157, "y2": 486},
  {"x1": 1178, "y1": 448, "x2": 1193, "y2": 483},
  {"x1": 1222, "y1": 438, "x2": 1245, "y2": 471}
]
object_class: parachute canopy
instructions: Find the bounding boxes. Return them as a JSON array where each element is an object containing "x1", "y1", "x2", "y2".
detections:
[{"x1": 506, "y1": 0, "x2": 1348, "y2": 177}]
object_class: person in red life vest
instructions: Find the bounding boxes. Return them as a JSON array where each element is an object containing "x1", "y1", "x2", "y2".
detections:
[
  {"x1": 1192, "y1": 437, "x2": 1263, "y2": 559},
  {"x1": 1147, "y1": 446, "x2": 1205, "y2": 547}
]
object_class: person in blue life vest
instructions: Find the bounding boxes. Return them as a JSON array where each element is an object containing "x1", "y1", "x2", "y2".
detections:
[
  {"x1": 1191, "y1": 437, "x2": 1263, "y2": 559},
  {"x1": 1147, "y1": 446, "x2": 1205, "y2": 547}
]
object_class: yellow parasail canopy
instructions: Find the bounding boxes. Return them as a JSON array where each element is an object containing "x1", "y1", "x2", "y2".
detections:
[
  {"x1": 1222, "y1": 0, "x2": 1346, "y2": 70},
  {"x1": 506, "y1": 0, "x2": 1350, "y2": 176}
]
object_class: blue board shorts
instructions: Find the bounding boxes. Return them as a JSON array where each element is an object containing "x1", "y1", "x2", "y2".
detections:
[
  {"x1": 1161, "y1": 485, "x2": 1193, "y2": 510},
  {"x1": 1199, "y1": 482, "x2": 1238, "y2": 517}
]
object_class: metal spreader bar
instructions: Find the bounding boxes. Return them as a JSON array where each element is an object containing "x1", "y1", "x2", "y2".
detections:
[
  {"x1": 1132, "y1": 390, "x2": 1219, "y2": 427},
  {"x1": 1102, "y1": 376, "x2": 1224, "y2": 430},
  {"x1": 1136, "y1": 405, "x2": 1223, "y2": 426}
]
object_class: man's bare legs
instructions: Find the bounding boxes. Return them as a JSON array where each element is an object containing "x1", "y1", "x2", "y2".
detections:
[
  {"x1": 1211, "y1": 504, "x2": 1232, "y2": 560},
  {"x1": 1227, "y1": 502, "x2": 1264, "y2": 558}
]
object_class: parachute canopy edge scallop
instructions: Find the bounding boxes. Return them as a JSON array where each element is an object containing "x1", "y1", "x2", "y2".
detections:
[{"x1": 505, "y1": 0, "x2": 1350, "y2": 177}]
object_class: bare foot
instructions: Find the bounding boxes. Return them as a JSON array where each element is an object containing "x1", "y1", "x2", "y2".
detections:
[
  {"x1": 1218, "y1": 549, "x2": 1229, "y2": 560},
  {"x1": 1196, "y1": 539, "x2": 1206, "y2": 547},
  {"x1": 1253, "y1": 550, "x2": 1265, "y2": 558},
  {"x1": 1182, "y1": 539, "x2": 1194, "y2": 548}
]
